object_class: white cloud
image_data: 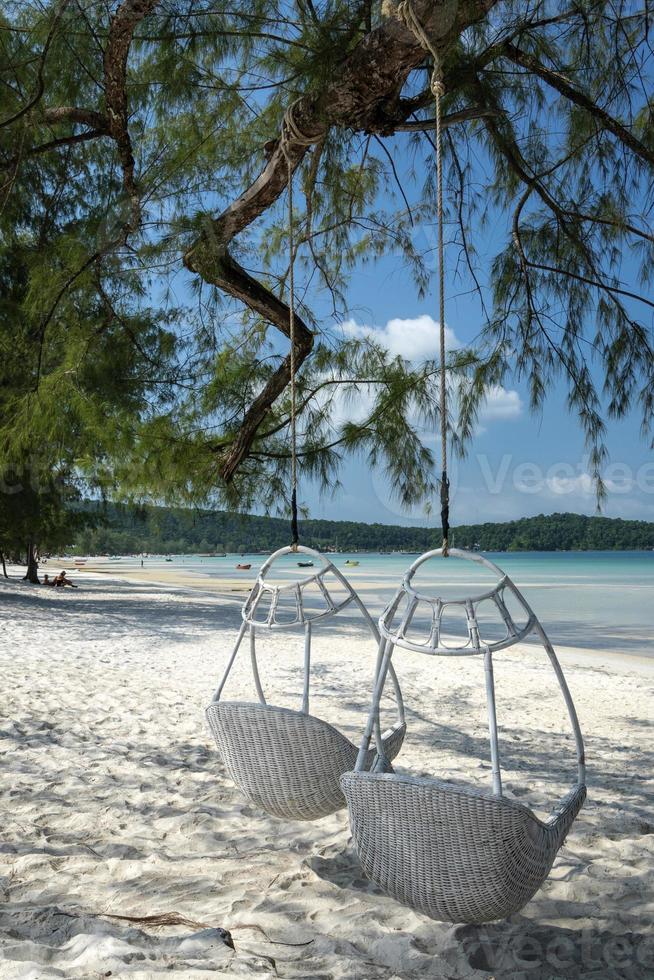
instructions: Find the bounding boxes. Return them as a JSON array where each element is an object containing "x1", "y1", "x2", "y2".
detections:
[
  {"x1": 341, "y1": 314, "x2": 461, "y2": 361},
  {"x1": 545, "y1": 471, "x2": 595, "y2": 496},
  {"x1": 340, "y1": 316, "x2": 523, "y2": 428},
  {"x1": 479, "y1": 386, "x2": 523, "y2": 422},
  {"x1": 545, "y1": 468, "x2": 635, "y2": 497},
  {"x1": 501, "y1": 463, "x2": 639, "y2": 503}
]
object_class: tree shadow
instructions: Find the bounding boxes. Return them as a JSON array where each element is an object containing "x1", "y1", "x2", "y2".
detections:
[
  {"x1": 0, "y1": 576, "x2": 381, "y2": 648},
  {"x1": 439, "y1": 916, "x2": 654, "y2": 979}
]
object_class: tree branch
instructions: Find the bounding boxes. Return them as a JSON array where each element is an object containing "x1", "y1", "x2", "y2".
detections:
[
  {"x1": 42, "y1": 106, "x2": 108, "y2": 130},
  {"x1": 23, "y1": 128, "x2": 106, "y2": 160},
  {"x1": 103, "y1": 0, "x2": 159, "y2": 228},
  {"x1": 393, "y1": 106, "x2": 496, "y2": 131},
  {"x1": 478, "y1": 80, "x2": 651, "y2": 332},
  {"x1": 184, "y1": 0, "x2": 500, "y2": 480},
  {"x1": 502, "y1": 42, "x2": 654, "y2": 169},
  {"x1": 0, "y1": 0, "x2": 71, "y2": 129},
  {"x1": 199, "y1": 250, "x2": 314, "y2": 482}
]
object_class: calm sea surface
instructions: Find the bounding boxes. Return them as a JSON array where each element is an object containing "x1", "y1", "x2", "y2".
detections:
[{"x1": 112, "y1": 550, "x2": 653, "y2": 657}]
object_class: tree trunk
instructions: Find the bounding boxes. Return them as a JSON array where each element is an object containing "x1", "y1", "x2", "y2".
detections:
[
  {"x1": 23, "y1": 541, "x2": 40, "y2": 584},
  {"x1": 0, "y1": 550, "x2": 7, "y2": 578}
]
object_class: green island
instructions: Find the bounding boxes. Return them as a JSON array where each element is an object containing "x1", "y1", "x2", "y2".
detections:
[{"x1": 69, "y1": 506, "x2": 654, "y2": 555}]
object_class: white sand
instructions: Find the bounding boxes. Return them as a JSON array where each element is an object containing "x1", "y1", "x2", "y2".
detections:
[{"x1": 0, "y1": 568, "x2": 652, "y2": 979}]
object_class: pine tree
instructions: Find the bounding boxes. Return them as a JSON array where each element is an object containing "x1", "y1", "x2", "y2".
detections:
[
  {"x1": 0, "y1": 1, "x2": 652, "y2": 518},
  {"x1": 0, "y1": 470, "x2": 89, "y2": 580}
]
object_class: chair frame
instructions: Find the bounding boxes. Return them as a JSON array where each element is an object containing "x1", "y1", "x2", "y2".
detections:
[
  {"x1": 207, "y1": 545, "x2": 406, "y2": 819},
  {"x1": 341, "y1": 548, "x2": 587, "y2": 921},
  {"x1": 211, "y1": 545, "x2": 405, "y2": 733},
  {"x1": 354, "y1": 548, "x2": 585, "y2": 795}
]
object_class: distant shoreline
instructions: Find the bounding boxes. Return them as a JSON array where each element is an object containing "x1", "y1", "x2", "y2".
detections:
[
  {"x1": 4, "y1": 552, "x2": 653, "y2": 662},
  {"x1": 49, "y1": 546, "x2": 654, "y2": 559},
  {"x1": 70, "y1": 506, "x2": 654, "y2": 556}
]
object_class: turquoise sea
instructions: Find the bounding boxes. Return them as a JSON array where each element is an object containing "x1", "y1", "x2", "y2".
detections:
[{"x1": 112, "y1": 550, "x2": 653, "y2": 658}]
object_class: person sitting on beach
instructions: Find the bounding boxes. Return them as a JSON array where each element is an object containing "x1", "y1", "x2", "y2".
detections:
[
  {"x1": 53, "y1": 570, "x2": 78, "y2": 588},
  {"x1": 42, "y1": 574, "x2": 54, "y2": 586}
]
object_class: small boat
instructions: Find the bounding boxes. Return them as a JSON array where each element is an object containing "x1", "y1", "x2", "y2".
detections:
[
  {"x1": 344, "y1": 560, "x2": 360, "y2": 566},
  {"x1": 165, "y1": 557, "x2": 173, "y2": 562},
  {"x1": 236, "y1": 563, "x2": 252, "y2": 570},
  {"x1": 74, "y1": 559, "x2": 86, "y2": 565},
  {"x1": 297, "y1": 561, "x2": 314, "y2": 567}
]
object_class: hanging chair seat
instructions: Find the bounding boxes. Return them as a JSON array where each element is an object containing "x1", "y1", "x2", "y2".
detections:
[
  {"x1": 342, "y1": 548, "x2": 587, "y2": 922},
  {"x1": 206, "y1": 545, "x2": 406, "y2": 821},
  {"x1": 341, "y1": 771, "x2": 586, "y2": 922},
  {"x1": 208, "y1": 702, "x2": 406, "y2": 820}
]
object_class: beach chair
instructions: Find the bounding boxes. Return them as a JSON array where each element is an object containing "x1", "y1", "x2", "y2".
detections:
[{"x1": 341, "y1": 548, "x2": 586, "y2": 922}]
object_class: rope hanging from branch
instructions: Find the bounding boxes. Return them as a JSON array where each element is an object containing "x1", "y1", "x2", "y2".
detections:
[
  {"x1": 434, "y1": 61, "x2": 450, "y2": 557},
  {"x1": 280, "y1": 102, "x2": 320, "y2": 549},
  {"x1": 398, "y1": 1, "x2": 450, "y2": 555}
]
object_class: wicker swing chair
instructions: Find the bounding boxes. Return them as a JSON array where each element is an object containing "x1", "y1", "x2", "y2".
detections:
[
  {"x1": 207, "y1": 544, "x2": 406, "y2": 820},
  {"x1": 339, "y1": 3, "x2": 585, "y2": 923},
  {"x1": 341, "y1": 548, "x2": 586, "y2": 923},
  {"x1": 206, "y1": 111, "x2": 406, "y2": 820}
]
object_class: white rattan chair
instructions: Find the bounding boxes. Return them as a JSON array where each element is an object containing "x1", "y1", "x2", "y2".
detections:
[
  {"x1": 341, "y1": 548, "x2": 586, "y2": 922},
  {"x1": 207, "y1": 545, "x2": 406, "y2": 821}
]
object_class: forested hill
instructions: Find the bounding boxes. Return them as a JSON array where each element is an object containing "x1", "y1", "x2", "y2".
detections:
[{"x1": 72, "y1": 507, "x2": 654, "y2": 555}]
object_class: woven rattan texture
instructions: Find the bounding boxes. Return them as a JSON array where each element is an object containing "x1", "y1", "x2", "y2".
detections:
[
  {"x1": 207, "y1": 702, "x2": 406, "y2": 820},
  {"x1": 341, "y1": 771, "x2": 586, "y2": 921}
]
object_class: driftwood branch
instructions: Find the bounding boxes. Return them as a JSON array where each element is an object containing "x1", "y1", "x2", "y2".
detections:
[{"x1": 90, "y1": 910, "x2": 313, "y2": 947}]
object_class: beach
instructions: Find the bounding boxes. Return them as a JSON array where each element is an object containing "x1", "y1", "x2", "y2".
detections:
[{"x1": 0, "y1": 564, "x2": 652, "y2": 978}]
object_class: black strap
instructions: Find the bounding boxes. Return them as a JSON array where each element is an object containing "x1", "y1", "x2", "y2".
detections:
[
  {"x1": 440, "y1": 469, "x2": 450, "y2": 553},
  {"x1": 291, "y1": 486, "x2": 299, "y2": 546}
]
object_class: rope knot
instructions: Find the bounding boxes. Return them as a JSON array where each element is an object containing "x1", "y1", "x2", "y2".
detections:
[
  {"x1": 281, "y1": 99, "x2": 322, "y2": 162},
  {"x1": 397, "y1": 0, "x2": 446, "y2": 99},
  {"x1": 430, "y1": 75, "x2": 445, "y2": 98}
]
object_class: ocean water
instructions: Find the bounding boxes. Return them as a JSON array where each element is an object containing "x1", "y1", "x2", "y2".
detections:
[{"x1": 115, "y1": 550, "x2": 653, "y2": 657}]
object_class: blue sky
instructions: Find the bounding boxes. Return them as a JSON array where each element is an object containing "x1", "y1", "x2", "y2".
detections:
[
  {"x1": 258, "y1": 28, "x2": 654, "y2": 529},
  {"x1": 168, "y1": 74, "x2": 654, "y2": 529},
  {"x1": 278, "y1": 77, "x2": 654, "y2": 529},
  {"x1": 300, "y1": 240, "x2": 654, "y2": 527}
]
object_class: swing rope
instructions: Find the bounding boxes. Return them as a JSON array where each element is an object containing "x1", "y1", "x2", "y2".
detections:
[
  {"x1": 280, "y1": 102, "x2": 319, "y2": 549},
  {"x1": 286, "y1": 146, "x2": 299, "y2": 548},
  {"x1": 398, "y1": 1, "x2": 450, "y2": 555}
]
